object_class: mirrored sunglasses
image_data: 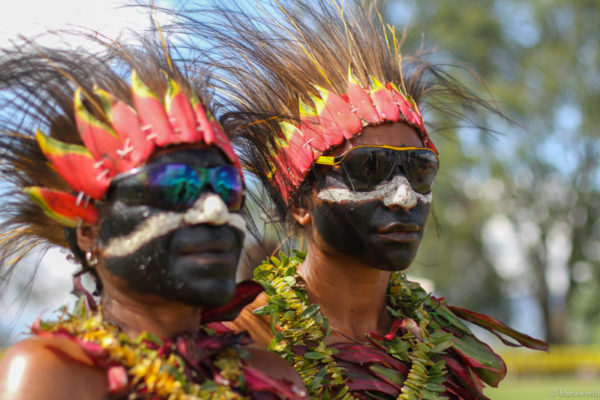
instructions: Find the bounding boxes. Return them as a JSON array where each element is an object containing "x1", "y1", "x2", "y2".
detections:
[
  {"x1": 110, "y1": 163, "x2": 245, "y2": 212},
  {"x1": 315, "y1": 145, "x2": 439, "y2": 194}
]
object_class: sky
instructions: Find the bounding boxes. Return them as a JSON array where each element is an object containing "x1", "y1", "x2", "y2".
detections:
[{"x1": 0, "y1": 0, "x2": 170, "y2": 47}]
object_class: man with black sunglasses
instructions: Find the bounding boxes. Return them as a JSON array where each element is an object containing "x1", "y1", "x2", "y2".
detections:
[{"x1": 183, "y1": 0, "x2": 549, "y2": 398}]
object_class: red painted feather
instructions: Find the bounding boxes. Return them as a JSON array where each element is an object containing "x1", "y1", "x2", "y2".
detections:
[
  {"x1": 369, "y1": 76, "x2": 400, "y2": 122},
  {"x1": 74, "y1": 88, "x2": 131, "y2": 174},
  {"x1": 387, "y1": 83, "x2": 422, "y2": 128},
  {"x1": 347, "y1": 69, "x2": 381, "y2": 125},
  {"x1": 192, "y1": 101, "x2": 210, "y2": 144},
  {"x1": 131, "y1": 70, "x2": 175, "y2": 146},
  {"x1": 166, "y1": 78, "x2": 201, "y2": 142},
  {"x1": 95, "y1": 88, "x2": 155, "y2": 167},
  {"x1": 110, "y1": 100, "x2": 155, "y2": 166},
  {"x1": 279, "y1": 121, "x2": 314, "y2": 175},
  {"x1": 313, "y1": 85, "x2": 362, "y2": 141},
  {"x1": 36, "y1": 130, "x2": 110, "y2": 199},
  {"x1": 24, "y1": 187, "x2": 99, "y2": 227},
  {"x1": 299, "y1": 97, "x2": 328, "y2": 151}
]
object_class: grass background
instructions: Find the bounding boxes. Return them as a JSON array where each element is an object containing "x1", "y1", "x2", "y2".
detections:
[{"x1": 487, "y1": 374, "x2": 599, "y2": 400}]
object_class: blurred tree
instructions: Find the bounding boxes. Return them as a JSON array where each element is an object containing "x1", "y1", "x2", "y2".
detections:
[{"x1": 384, "y1": 0, "x2": 600, "y2": 344}]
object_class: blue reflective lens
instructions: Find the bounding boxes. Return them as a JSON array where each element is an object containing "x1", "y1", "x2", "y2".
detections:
[
  {"x1": 113, "y1": 163, "x2": 245, "y2": 212},
  {"x1": 147, "y1": 164, "x2": 203, "y2": 210}
]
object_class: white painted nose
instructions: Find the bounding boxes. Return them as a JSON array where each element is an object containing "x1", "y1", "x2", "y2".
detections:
[
  {"x1": 184, "y1": 193, "x2": 229, "y2": 225},
  {"x1": 383, "y1": 175, "x2": 418, "y2": 209}
]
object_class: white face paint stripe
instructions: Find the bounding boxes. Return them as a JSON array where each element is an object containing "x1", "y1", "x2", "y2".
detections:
[
  {"x1": 103, "y1": 193, "x2": 246, "y2": 258},
  {"x1": 317, "y1": 175, "x2": 432, "y2": 207}
]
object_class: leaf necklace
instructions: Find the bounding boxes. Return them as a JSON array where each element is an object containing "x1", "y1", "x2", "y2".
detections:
[{"x1": 253, "y1": 250, "x2": 452, "y2": 400}]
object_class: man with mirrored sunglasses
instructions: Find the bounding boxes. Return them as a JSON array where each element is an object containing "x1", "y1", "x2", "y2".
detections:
[{"x1": 0, "y1": 34, "x2": 305, "y2": 400}]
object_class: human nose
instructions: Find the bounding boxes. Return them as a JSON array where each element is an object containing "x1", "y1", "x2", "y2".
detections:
[
  {"x1": 184, "y1": 192, "x2": 230, "y2": 226},
  {"x1": 382, "y1": 175, "x2": 417, "y2": 209}
]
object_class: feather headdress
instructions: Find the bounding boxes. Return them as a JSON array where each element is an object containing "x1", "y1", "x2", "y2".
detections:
[
  {"x1": 0, "y1": 35, "x2": 239, "y2": 268},
  {"x1": 177, "y1": 0, "x2": 497, "y2": 224}
]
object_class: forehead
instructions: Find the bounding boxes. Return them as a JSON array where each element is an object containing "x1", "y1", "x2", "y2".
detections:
[
  {"x1": 149, "y1": 146, "x2": 229, "y2": 167},
  {"x1": 331, "y1": 122, "x2": 422, "y2": 156}
]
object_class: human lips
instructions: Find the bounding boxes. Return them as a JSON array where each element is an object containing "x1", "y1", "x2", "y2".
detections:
[
  {"x1": 174, "y1": 238, "x2": 237, "y2": 263},
  {"x1": 376, "y1": 222, "x2": 420, "y2": 242},
  {"x1": 176, "y1": 237, "x2": 234, "y2": 254}
]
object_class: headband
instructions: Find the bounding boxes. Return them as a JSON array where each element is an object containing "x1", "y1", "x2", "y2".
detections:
[{"x1": 269, "y1": 68, "x2": 437, "y2": 203}]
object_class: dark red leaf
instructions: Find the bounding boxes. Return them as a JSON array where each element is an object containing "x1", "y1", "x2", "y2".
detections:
[
  {"x1": 448, "y1": 305, "x2": 549, "y2": 352},
  {"x1": 243, "y1": 365, "x2": 305, "y2": 399},
  {"x1": 337, "y1": 361, "x2": 400, "y2": 396},
  {"x1": 201, "y1": 281, "x2": 264, "y2": 323},
  {"x1": 331, "y1": 342, "x2": 408, "y2": 373}
]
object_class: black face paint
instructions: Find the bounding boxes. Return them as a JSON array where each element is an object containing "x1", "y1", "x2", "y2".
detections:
[
  {"x1": 311, "y1": 171, "x2": 430, "y2": 271},
  {"x1": 97, "y1": 149, "x2": 245, "y2": 306}
]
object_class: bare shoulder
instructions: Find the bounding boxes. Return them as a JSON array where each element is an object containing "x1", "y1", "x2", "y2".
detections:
[
  {"x1": 245, "y1": 347, "x2": 307, "y2": 397},
  {"x1": 0, "y1": 336, "x2": 107, "y2": 400},
  {"x1": 227, "y1": 292, "x2": 274, "y2": 348}
]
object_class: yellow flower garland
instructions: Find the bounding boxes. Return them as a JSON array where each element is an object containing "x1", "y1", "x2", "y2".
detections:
[{"x1": 36, "y1": 299, "x2": 250, "y2": 400}]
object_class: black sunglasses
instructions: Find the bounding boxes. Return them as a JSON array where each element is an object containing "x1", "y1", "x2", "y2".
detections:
[
  {"x1": 109, "y1": 163, "x2": 245, "y2": 212},
  {"x1": 315, "y1": 145, "x2": 439, "y2": 194}
]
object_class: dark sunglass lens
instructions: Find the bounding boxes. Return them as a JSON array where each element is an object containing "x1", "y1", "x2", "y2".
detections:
[
  {"x1": 210, "y1": 166, "x2": 244, "y2": 211},
  {"x1": 147, "y1": 164, "x2": 202, "y2": 210},
  {"x1": 341, "y1": 147, "x2": 395, "y2": 190},
  {"x1": 110, "y1": 179, "x2": 147, "y2": 205},
  {"x1": 404, "y1": 151, "x2": 438, "y2": 193}
]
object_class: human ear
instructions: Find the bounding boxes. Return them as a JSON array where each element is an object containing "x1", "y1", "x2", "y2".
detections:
[
  {"x1": 291, "y1": 194, "x2": 312, "y2": 226},
  {"x1": 76, "y1": 225, "x2": 100, "y2": 253}
]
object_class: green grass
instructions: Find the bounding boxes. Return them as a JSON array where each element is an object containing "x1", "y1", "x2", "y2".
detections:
[{"x1": 487, "y1": 374, "x2": 600, "y2": 400}]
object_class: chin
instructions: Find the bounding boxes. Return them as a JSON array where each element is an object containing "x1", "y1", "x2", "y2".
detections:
[
  {"x1": 358, "y1": 239, "x2": 419, "y2": 271},
  {"x1": 170, "y1": 278, "x2": 237, "y2": 307},
  {"x1": 370, "y1": 259, "x2": 414, "y2": 272},
  {"x1": 366, "y1": 255, "x2": 415, "y2": 272}
]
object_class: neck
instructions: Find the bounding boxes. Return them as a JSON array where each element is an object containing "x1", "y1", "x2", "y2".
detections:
[
  {"x1": 100, "y1": 284, "x2": 202, "y2": 339},
  {"x1": 298, "y1": 241, "x2": 392, "y2": 343}
]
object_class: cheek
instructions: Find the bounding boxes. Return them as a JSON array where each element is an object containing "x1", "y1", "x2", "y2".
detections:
[
  {"x1": 97, "y1": 206, "x2": 172, "y2": 290},
  {"x1": 311, "y1": 202, "x2": 376, "y2": 254},
  {"x1": 102, "y1": 237, "x2": 171, "y2": 291},
  {"x1": 98, "y1": 203, "x2": 149, "y2": 243},
  {"x1": 317, "y1": 174, "x2": 432, "y2": 208},
  {"x1": 311, "y1": 191, "x2": 432, "y2": 270}
]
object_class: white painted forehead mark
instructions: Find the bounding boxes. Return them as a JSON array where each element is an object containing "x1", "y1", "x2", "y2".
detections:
[
  {"x1": 103, "y1": 193, "x2": 246, "y2": 258},
  {"x1": 317, "y1": 175, "x2": 432, "y2": 208}
]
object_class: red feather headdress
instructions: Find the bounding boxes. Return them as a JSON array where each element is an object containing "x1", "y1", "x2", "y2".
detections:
[
  {"x1": 177, "y1": 0, "x2": 450, "y2": 216},
  {"x1": 268, "y1": 71, "x2": 436, "y2": 203},
  {"x1": 27, "y1": 70, "x2": 241, "y2": 228}
]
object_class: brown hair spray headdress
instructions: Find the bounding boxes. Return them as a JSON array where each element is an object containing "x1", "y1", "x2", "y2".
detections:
[
  {"x1": 0, "y1": 35, "x2": 239, "y2": 269},
  {"x1": 178, "y1": 0, "x2": 496, "y2": 224}
]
